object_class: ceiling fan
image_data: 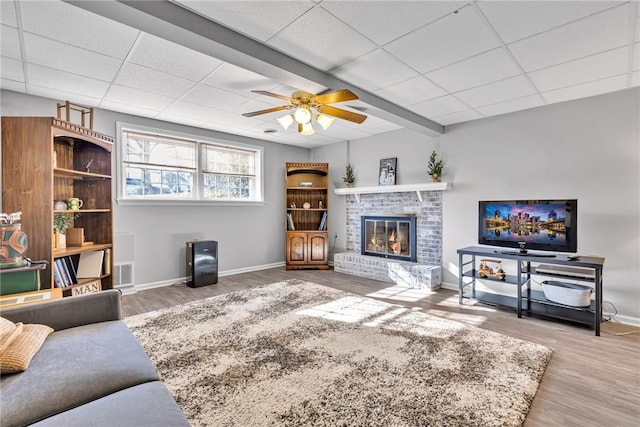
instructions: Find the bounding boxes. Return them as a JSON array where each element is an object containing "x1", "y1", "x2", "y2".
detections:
[{"x1": 242, "y1": 89, "x2": 367, "y2": 135}]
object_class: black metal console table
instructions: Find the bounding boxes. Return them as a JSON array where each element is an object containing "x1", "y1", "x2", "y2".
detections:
[{"x1": 457, "y1": 246, "x2": 605, "y2": 336}]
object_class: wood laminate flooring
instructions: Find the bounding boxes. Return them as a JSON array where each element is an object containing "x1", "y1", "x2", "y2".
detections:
[{"x1": 121, "y1": 268, "x2": 640, "y2": 427}]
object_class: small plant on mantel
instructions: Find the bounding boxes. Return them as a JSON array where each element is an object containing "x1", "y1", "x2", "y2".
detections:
[
  {"x1": 427, "y1": 151, "x2": 444, "y2": 183},
  {"x1": 342, "y1": 163, "x2": 356, "y2": 187}
]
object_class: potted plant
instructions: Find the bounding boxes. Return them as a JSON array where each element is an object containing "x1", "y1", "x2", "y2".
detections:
[
  {"x1": 53, "y1": 213, "x2": 76, "y2": 250},
  {"x1": 427, "y1": 151, "x2": 444, "y2": 182},
  {"x1": 342, "y1": 163, "x2": 356, "y2": 187}
]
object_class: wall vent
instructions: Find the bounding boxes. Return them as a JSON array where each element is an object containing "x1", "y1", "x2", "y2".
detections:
[{"x1": 114, "y1": 262, "x2": 134, "y2": 288}]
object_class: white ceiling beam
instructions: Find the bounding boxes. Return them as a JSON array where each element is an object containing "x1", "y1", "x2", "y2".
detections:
[{"x1": 65, "y1": 0, "x2": 444, "y2": 136}]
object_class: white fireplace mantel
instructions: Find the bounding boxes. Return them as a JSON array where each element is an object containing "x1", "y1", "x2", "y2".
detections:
[{"x1": 334, "y1": 182, "x2": 450, "y2": 203}]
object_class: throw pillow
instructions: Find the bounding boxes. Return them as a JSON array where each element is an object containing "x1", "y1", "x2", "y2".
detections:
[{"x1": 0, "y1": 316, "x2": 53, "y2": 374}]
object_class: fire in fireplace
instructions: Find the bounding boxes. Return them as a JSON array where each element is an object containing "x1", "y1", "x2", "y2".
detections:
[{"x1": 361, "y1": 215, "x2": 417, "y2": 262}]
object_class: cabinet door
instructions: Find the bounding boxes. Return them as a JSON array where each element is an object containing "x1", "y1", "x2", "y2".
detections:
[
  {"x1": 286, "y1": 233, "x2": 307, "y2": 264},
  {"x1": 307, "y1": 233, "x2": 328, "y2": 264}
]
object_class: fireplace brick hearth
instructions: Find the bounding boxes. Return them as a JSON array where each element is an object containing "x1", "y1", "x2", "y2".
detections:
[{"x1": 334, "y1": 190, "x2": 443, "y2": 290}]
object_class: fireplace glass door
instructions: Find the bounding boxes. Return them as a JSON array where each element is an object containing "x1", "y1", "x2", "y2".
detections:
[{"x1": 361, "y1": 215, "x2": 417, "y2": 262}]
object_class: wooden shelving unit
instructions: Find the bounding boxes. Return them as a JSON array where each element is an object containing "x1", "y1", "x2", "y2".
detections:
[
  {"x1": 285, "y1": 162, "x2": 329, "y2": 270},
  {"x1": 2, "y1": 116, "x2": 114, "y2": 293}
]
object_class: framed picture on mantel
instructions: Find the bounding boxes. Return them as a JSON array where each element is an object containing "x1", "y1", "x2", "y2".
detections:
[{"x1": 378, "y1": 158, "x2": 397, "y2": 186}]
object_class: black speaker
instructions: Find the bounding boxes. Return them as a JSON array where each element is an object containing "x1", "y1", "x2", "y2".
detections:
[{"x1": 186, "y1": 240, "x2": 218, "y2": 288}]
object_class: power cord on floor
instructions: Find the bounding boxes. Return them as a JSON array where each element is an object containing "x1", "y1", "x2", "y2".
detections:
[{"x1": 602, "y1": 300, "x2": 639, "y2": 336}]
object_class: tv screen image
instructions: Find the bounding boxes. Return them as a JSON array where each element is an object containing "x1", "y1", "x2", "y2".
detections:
[{"x1": 478, "y1": 199, "x2": 577, "y2": 253}]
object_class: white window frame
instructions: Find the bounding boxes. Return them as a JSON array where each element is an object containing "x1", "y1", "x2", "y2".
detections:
[{"x1": 116, "y1": 122, "x2": 264, "y2": 206}]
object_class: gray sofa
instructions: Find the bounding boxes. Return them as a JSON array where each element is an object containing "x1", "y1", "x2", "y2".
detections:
[{"x1": 0, "y1": 290, "x2": 189, "y2": 427}]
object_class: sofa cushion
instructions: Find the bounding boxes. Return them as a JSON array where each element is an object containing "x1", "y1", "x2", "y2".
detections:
[
  {"x1": 0, "y1": 320, "x2": 160, "y2": 427},
  {"x1": 30, "y1": 381, "x2": 190, "y2": 426},
  {"x1": 0, "y1": 316, "x2": 53, "y2": 374}
]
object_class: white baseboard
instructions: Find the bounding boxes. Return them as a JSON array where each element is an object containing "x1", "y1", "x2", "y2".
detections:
[
  {"x1": 130, "y1": 261, "x2": 286, "y2": 294},
  {"x1": 441, "y1": 280, "x2": 640, "y2": 327}
]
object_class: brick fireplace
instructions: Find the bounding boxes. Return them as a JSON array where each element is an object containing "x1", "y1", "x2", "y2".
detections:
[{"x1": 333, "y1": 187, "x2": 443, "y2": 290}]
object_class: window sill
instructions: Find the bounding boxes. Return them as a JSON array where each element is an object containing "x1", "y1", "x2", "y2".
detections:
[{"x1": 116, "y1": 198, "x2": 266, "y2": 207}]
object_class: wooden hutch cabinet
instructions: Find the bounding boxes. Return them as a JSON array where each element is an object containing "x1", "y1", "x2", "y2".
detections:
[
  {"x1": 285, "y1": 162, "x2": 329, "y2": 270},
  {"x1": 2, "y1": 117, "x2": 114, "y2": 294}
]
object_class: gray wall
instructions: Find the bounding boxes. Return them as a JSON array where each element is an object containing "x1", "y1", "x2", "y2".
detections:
[
  {"x1": 1, "y1": 90, "x2": 310, "y2": 286},
  {"x1": 319, "y1": 88, "x2": 639, "y2": 323}
]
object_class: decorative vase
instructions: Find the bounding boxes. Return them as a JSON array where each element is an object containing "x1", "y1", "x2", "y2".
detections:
[
  {"x1": 0, "y1": 223, "x2": 29, "y2": 268},
  {"x1": 431, "y1": 174, "x2": 441, "y2": 183},
  {"x1": 345, "y1": 182, "x2": 353, "y2": 188},
  {"x1": 54, "y1": 232, "x2": 66, "y2": 250}
]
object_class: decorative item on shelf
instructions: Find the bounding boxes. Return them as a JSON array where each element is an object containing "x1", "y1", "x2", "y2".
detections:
[
  {"x1": 342, "y1": 163, "x2": 355, "y2": 187},
  {"x1": 378, "y1": 158, "x2": 397, "y2": 186},
  {"x1": 299, "y1": 182, "x2": 313, "y2": 188},
  {"x1": 318, "y1": 200, "x2": 323, "y2": 209},
  {"x1": 53, "y1": 151, "x2": 57, "y2": 168},
  {"x1": 427, "y1": 150, "x2": 444, "y2": 183},
  {"x1": 303, "y1": 202, "x2": 311, "y2": 210},
  {"x1": 478, "y1": 259, "x2": 506, "y2": 281},
  {"x1": 53, "y1": 212, "x2": 79, "y2": 250},
  {"x1": 54, "y1": 200, "x2": 68, "y2": 211},
  {"x1": 56, "y1": 100, "x2": 94, "y2": 129},
  {"x1": 66, "y1": 228, "x2": 93, "y2": 247},
  {"x1": 0, "y1": 212, "x2": 28, "y2": 269},
  {"x1": 68, "y1": 198, "x2": 83, "y2": 210}
]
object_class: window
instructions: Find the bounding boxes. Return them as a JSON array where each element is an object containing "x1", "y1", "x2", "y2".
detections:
[{"x1": 118, "y1": 124, "x2": 263, "y2": 204}]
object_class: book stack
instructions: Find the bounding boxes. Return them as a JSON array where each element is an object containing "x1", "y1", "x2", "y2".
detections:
[
  {"x1": 53, "y1": 256, "x2": 77, "y2": 288},
  {"x1": 52, "y1": 250, "x2": 107, "y2": 288},
  {"x1": 318, "y1": 212, "x2": 327, "y2": 230},
  {"x1": 286, "y1": 213, "x2": 295, "y2": 231}
]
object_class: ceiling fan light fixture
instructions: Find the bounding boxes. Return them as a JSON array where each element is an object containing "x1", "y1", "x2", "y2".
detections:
[
  {"x1": 294, "y1": 107, "x2": 311, "y2": 124},
  {"x1": 300, "y1": 122, "x2": 315, "y2": 135},
  {"x1": 316, "y1": 114, "x2": 334, "y2": 130},
  {"x1": 276, "y1": 114, "x2": 294, "y2": 130}
]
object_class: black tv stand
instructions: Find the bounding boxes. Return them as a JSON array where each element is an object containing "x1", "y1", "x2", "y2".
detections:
[{"x1": 457, "y1": 246, "x2": 605, "y2": 336}]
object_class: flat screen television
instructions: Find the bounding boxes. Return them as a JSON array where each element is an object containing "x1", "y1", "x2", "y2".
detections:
[{"x1": 478, "y1": 199, "x2": 577, "y2": 254}]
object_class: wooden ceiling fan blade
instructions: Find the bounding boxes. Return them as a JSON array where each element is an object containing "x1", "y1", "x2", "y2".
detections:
[
  {"x1": 313, "y1": 89, "x2": 358, "y2": 105},
  {"x1": 251, "y1": 90, "x2": 293, "y2": 102},
  {"x1": 317, "y1": 105, "x2": 367, "y2": 124},
  {"x1": 242, "y1": 105, "x2": 292, "y2": 117}
]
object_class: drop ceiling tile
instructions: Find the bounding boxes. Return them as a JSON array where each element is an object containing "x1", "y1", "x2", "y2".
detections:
[
  {"x1": 426, "y1": 48, "x2": 521, "y2": 93},
  {"x1": 115, "y1": 63, "x2": 195, "y2": 98},
  {"x1": 455, "y1": 75, "x2": 537, "y2": 108},
  {"x1": 319, "y1": 121, "x2": 372, "y2": 140},
  {"x1": 161, "y1": 100, "x2": 225, "y2": 123},
  {"x1": 129, "y1": 33, "x2": 223, "y2": 82},
  {"x1": 205, "y1": 111, "x2": 266, "y2": 130},
  {"x1": 100, "y1": 99, "x2": 162, "y2": 118},
  {"x1": 632, "y1": 71, "x2": 639, "y2": 86},
  {"x1": 268, "y1": 6, "x2": 377, "y2": 71},
  {"x1": 508, "y1": 3, "x2": 631, "y2": 72},
  {"x1": 375, "y1": 75, "x2": 446, "y2": 105},
  {"x1": 476, "y1": 94, "x2": 545, "y2": 117},
  {"x1": 1, "y1": 25, "x2": 22, "y2": 60},
  {"x1": 331, "y1": 49, "x2": 419, "y2": 92},
  {"x1": 0, "y1": 1, "x2": 17, "y2": 27},
  {"x1": 175, "y1": 0, "x2": 315, "y2": 42},
  {"x1": 155, "y1": 111, "x2": 206, "y2": 128},
  {"x1": 104, "y1": 85, "x2": 175, "y2": 112},
  {"x1": 20, "y1": 0, "x2": 139, "y2": 59},
  {"x1": 634, "y1": 43, "x2": 640, "y2": 71},
  {"x1": 23, "y1": 33, "x2": 122, "y2": 82},
  {"x1": 478, "y1": 1, "x2": 623, "y2": 44},
  {"x1": 321, "y1": 1, "x2": 465, "y2": 46},
  {"x1": 28, "y1": 85, "x2": 101, "y2": 107},
  {"x1": 182, "y1": 83, "x2": 251, "y2": 110},
  {"x1": 542, "y1": 75, "x2": 629, "y2": 104},
  {"x1": 434, "y1": 109, "x2": 483, "y2": 126},
  {"x1": 385, "y1": 4, "x2": 500, "y2": 73},
  {"x1": 356, "y1": 114, "x2": 403, "y2": 135},
  {"x1": 1, "y1": 79, "x2": 25, "y2": 92},
  {"x1": 201, "y1": 62, "x2": 279, "y2": 94},
  {"x1": 529, "y1": 47, "x2": 628, "y2": 92},
  {"x1": 1, "y1": 57, "x2": 24, "y2": 82},
  {"x1": 409, "y1": 95, "x2": 469, "y2": 118},
  {"x1": 27, "y1": 64, "x2": 109, "y2": 98}
]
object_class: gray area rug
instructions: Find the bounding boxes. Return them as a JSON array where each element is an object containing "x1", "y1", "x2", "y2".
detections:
[{"x1": 125, "y1": 280, "x2": 552, "y2": 426}]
